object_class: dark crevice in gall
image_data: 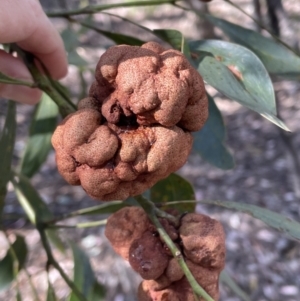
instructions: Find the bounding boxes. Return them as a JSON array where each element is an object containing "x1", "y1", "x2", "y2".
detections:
[
  {"x1": 117, "y1": 114, "x2": 139, "y2": 128},
  {"x1": 71, "y1": 156, "x2": 81, "y2": 167},
  {"x1": 105, "y1": 160, "x2": 115, "y2": 171},
  {"x1": 111, "y1": 103, "x2": 120, "y2": 113}
]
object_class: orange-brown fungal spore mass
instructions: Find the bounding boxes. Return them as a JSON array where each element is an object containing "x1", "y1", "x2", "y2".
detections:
[
  {"x1": 104, "y1": 206, "x2": 150, "y2": 260},
  {"x1": 179, "y1": 213, "x2": 226, "y2": 269},
  {"x1": 52, "y1": 42, "x2": 208, "y2": 201},
  {"x1": 129, "y1": 231, "x2": 169, "y2": 280},
  {"x1": 105, "y1": 208, "x2": 226, "y2": 301}
]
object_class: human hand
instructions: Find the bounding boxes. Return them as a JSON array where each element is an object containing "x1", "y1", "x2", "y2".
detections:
[{"x1": 0, "y1": 0, "x2": 68, "y2": 104}]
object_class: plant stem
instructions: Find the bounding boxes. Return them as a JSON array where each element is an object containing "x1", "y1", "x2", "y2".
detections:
[
  {"x1": 134, "y1": 195, "x2": 215, "y2": 301},
  {"x1": 37, "y1": 223, "x2": 89, "y2": 301},
  {"x1": 153, "y1": 206, "x2": 180, "y2": 227},
  {"x1": 46, "y1": 0, "x2": 177, "y2": 17},
  {"x1": 100, "y1": 11, "x2": 153, "y2": 35},
  {"x1": 0, "y1": 76, "x2": 36, "y2": 88},
  {"x1": 11, "y1": 44, "x2": 76, "y2": 117}
]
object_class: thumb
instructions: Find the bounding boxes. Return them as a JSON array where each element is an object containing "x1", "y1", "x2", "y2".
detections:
[{"x1": 0, "y1": 50, "x2": 42, "y2": 104}]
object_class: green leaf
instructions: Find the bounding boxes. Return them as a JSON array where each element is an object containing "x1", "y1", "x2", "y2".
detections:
[
  {"x1": 69, "y1": 243, "x2": 105, "y2": 301},
  {"x1": 193, "y1": 94, "x2": 234, "y2": 169},
  {"x1": 220, "y1": 270, "x2": 251, "y2": 301},
  {"x1": 61, "y1": 28, "x2": 79, "y2": 53},
  {"x1": 16, "y1": 290, "x2": 22, "y2": 301},
  {"x1": 46, "y1": 279, "x2": 58, "y2": 301},
  {"x1": 11, "y1": 172, "x2": 53, "y2": 223},
  {"x1": 204, "y1": 14, "x2": 300, "y2": 79},
  {"x1": 68, "y1": 51, "x2": 88, "y2": 67},
  {"x1": 152, "y1": 29, "x2": 190, "y2": 56},
  {"x1": 90, "y1": 282, "x2": 106, "y2": 301},
  {"x1": 200, "y1": 200, "x2": 300, "y2": 241},
  {"x1": 151, "y1": 173, "x2": 195, "y2": 212},
  {"x1": 0, "y1": 235, "x2": 28, "y2": 292},
  {"x1": 0, "y1": 101, "x2": 16, "y2": 215},
  {"x1": 11, "y1": 236, "x2": 27, "y2": 269},
  {"x1": 10, "y1": 172, "x2": 65, "y2": 253},
  {"x1": 67, "y1": 201, "x2": 129, "y2": 217},
  {"x1": 20, "y1": 93, "x2": 58, "y2": 178},
  {"x1": 61, "y1": 28, "x2": 88, "y2": 66},
  {"x1": 189, "y1": 40, "x2": 289, "y2": 131},
  {"x1": 0, "y1": 250, "x2": 14, "y2": 292},
  {"x1": 46, "y1": 230, "x2": 66, "y2": 254}
]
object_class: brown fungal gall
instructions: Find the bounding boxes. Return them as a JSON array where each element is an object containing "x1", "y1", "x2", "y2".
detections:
[
  {"x1": 129, "y1": 231, "x2": 169, "y2": 280},
  {"x1": 104, "y1": 207, "x2": 150, "y2": 260},
  {"x1": 138, "y1": 278, "x2": 196, "y2": 301},
  {"x1": 106, "y1": 208, "x2": 225, "y2": 301},
  {"x1": 94, "y1": 41, "x2": 207, "y2": 131},
  {"x1": 164, "y1": 258, "x2": 184, "y2": 282},
  {"x1": 179, "y1": 213, "x2": 226, "y2": 269},
  {"x1": 138, "y1": 281, "x2": 179, "y2": 301},
  {"x1": 51, "y1": 41, "x2": 208, "y2": 201},
  {"x1": 186, "y1": 259, "x2": 221, "y2": 301},
  {"x1": 158, "y1": 218, "x2": 178, "y2": 241},
  {"x1": 138, "y1": 268, "x2": 220, "y2": 301}
]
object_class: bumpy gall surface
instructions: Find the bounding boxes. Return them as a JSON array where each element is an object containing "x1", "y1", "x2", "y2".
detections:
[
  {"x1": 186, "y1": 259, "x2": 220, "y2": 301},
  {"x1": 129, "y1": 231, "x2": 169, "y2": 280},
  {"x1": 105, "y1": 208, "x2": 225, "y2": 301},
  {"x1": 52, "y1": 42, "x2": 208, "y2": 201},
  {"x1": 179, "y1": 213, "x2": 226, "y2": 269},
  {"x1": 104, "y1": 207, "x2": 150, "y2": 260}
]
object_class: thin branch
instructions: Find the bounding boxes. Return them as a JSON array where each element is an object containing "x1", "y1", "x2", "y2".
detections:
[
  {"x1": 36, "y1": 56, "x2": 76, "y2": 108},
  {"x1": 47, "y1": 219, "x2": 107, "y2": 229},
  {"x1": 99, "y1": 11, "x2": 155, "y2": 35},
  {"x1": 46, "y1": 0, "x2": 178, "y2": 17},
  {"x1": 67, "y1": 16, "x2": 145, "y2": 45},
  {"x1": 0, "y1": 77, "x2": 37, "y2": 88},
  {"x1": 134, "y1": 195, "x2": 215, "y2": 301},
  {"x1": 153, "y1": 206, "x2": 180, "y2": 227},
  {"x1": 44, "y1": 201, "x2": 125, "y2": 224},
  {"x1": 37, "y1": 223, "x2": 89, "y2": 301},
  {"x1": 11, "y1": 44, "x2": 76, "y2": 117}
]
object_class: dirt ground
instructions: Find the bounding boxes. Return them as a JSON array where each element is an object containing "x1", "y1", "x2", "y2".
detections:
[{"x1": 1, "y1": 0, "x2": 300, "y2": 300}]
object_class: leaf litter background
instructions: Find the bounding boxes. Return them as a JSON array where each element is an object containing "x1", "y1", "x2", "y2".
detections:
[{"x1": 1, "y1": 0, "x2": 300, "y2": 300}]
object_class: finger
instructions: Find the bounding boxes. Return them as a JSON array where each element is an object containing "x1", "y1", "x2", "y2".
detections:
[
  {"x1": 0, "y1": 50, "x2": 42, "y2": 104},
  {"x1": 0, "y1": 84, "x2": 42, "y2": 105},
  {"x1": 0, "y1": 0, "x2": 68, "y2": 80}
]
